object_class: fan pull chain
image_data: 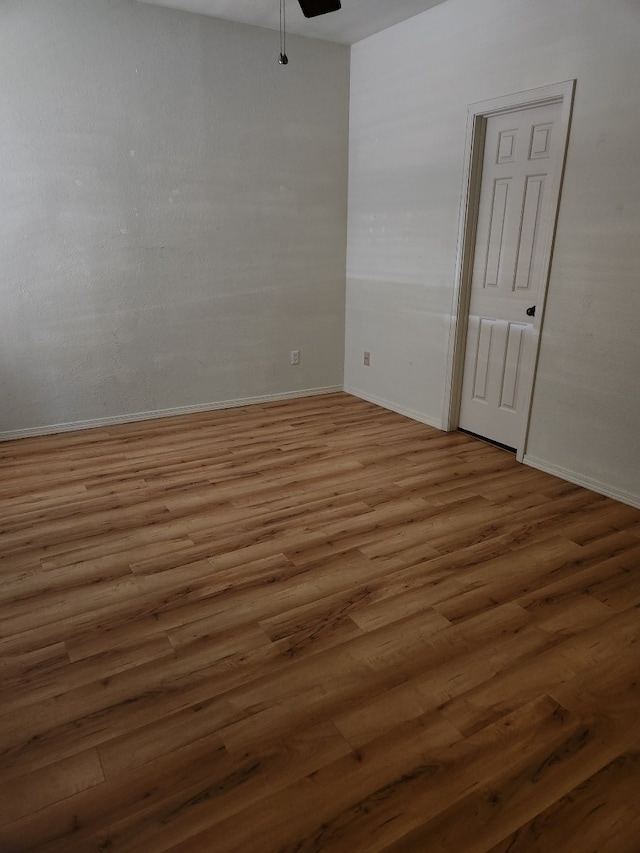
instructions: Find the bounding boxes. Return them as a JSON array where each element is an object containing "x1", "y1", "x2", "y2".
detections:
[{"x1": 279, "y1": 0, "x2": 288, "y2": 64}]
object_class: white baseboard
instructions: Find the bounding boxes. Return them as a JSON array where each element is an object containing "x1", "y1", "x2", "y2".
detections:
[
  {"x1": 0, "y1": 386, "x2": 344, "y2": 442},
  {"x1": 523, "y1": 454, "x2": 640, "y2": 510},
  {"x1": 343, "y1": 385, "x2": 443, "y2": 431}
]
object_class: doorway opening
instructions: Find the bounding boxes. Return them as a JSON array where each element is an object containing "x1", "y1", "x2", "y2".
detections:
[{"x1": 443, "y1": 80, "x2": 575, "y2": 462}]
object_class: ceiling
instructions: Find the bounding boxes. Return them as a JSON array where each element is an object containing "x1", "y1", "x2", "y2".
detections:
[{"x1": 135, "y1": 0, "x2": 447, "y2": 45}]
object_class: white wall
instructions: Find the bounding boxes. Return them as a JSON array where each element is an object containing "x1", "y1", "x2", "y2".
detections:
[
  {"x1": 345, "y1": 0, "x2": 640, "y2": 505},
  {"x1": 0, "y1": 0, "x2": 349, "y2": 435}
]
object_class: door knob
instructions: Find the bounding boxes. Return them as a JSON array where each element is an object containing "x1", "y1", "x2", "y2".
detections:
[{"x1": 526, "y1": 305, "x2": 536, "y2": 317}]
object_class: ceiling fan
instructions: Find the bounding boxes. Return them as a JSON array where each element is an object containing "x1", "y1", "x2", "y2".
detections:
[
  {"x1": 297, "y1": 0, "x2": 341, "y2": 16},
  {"x1": 279, "y1": 0, "x2": 341, "y2": 64}
]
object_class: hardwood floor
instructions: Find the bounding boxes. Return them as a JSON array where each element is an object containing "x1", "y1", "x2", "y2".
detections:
[{"x1": 0, "y1": 392, "x2": 639, "y2": 852}]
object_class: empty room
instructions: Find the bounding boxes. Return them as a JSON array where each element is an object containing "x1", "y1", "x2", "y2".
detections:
[{"x1": 1, "y1": 0, "x2": 639, "y2": 850}]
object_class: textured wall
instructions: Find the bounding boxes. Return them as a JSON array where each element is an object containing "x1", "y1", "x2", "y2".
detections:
[
  {"x1": 0, "y1": 0, "x2": 349, "y2": 433},
  {"x1": 345, "y1": 0, "x2": 640, "y2": 504}
]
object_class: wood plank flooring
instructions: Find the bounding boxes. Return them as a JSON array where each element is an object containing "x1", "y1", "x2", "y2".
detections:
[{"x1": 0, "y1": 392, "x2": 639, "y2": 852}]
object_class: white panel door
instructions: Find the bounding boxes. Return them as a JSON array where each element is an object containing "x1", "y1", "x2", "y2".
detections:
[{"x1": 458, "y1": 102, "x2": 563, "y2": 449}]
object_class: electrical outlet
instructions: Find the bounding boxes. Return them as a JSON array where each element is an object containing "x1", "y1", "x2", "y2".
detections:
[
  {"x1": 363, "y1": 351, "x2": 370, "y2": 366},
  {"x1": 290, "y1": 350, "x2": 300, "y2": 366}
]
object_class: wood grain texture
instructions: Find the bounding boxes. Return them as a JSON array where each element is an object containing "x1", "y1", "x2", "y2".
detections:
[{"x1": 0, "y1": 392, "x2": 638, "y2": 852}]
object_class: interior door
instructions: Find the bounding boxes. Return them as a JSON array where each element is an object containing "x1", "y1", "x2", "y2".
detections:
[{"x1": 458, "y1": 101, "x2": 563, "y2": 449}]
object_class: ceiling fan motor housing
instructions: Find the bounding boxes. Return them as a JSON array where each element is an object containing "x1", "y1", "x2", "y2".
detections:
[{"x1": 297, "y1": 0, "x2": 341, "y2": 18}]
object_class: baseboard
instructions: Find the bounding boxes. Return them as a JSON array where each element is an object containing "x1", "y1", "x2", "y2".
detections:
[
  {"x1": 0, "y1": 386, "x2": 344, "y2": 442},
  {"x1": 523, "y1": 454, "x2": 640, "y2": 510},
  {"x1": 343, "y1": 385, "x2": 443, "y2": 431}
]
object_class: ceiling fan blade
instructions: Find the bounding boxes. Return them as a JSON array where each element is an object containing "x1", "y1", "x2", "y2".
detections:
[{"x1": 297, "y1": 0, "x2": 341, "y2": 18}]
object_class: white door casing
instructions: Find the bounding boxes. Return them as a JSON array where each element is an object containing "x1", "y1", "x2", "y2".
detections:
[{"x1": 444, "y1": 81, "x2": 575, "y2": 460}]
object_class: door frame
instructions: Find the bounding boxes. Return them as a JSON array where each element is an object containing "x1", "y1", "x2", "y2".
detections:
[{"x1": 442, "y1": 80, "x2": 576, "y2": 461}]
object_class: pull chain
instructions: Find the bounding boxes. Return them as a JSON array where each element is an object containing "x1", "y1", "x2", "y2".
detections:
[{"x1": 279, "y1": 0, "x2": 288, "y2": 64}]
